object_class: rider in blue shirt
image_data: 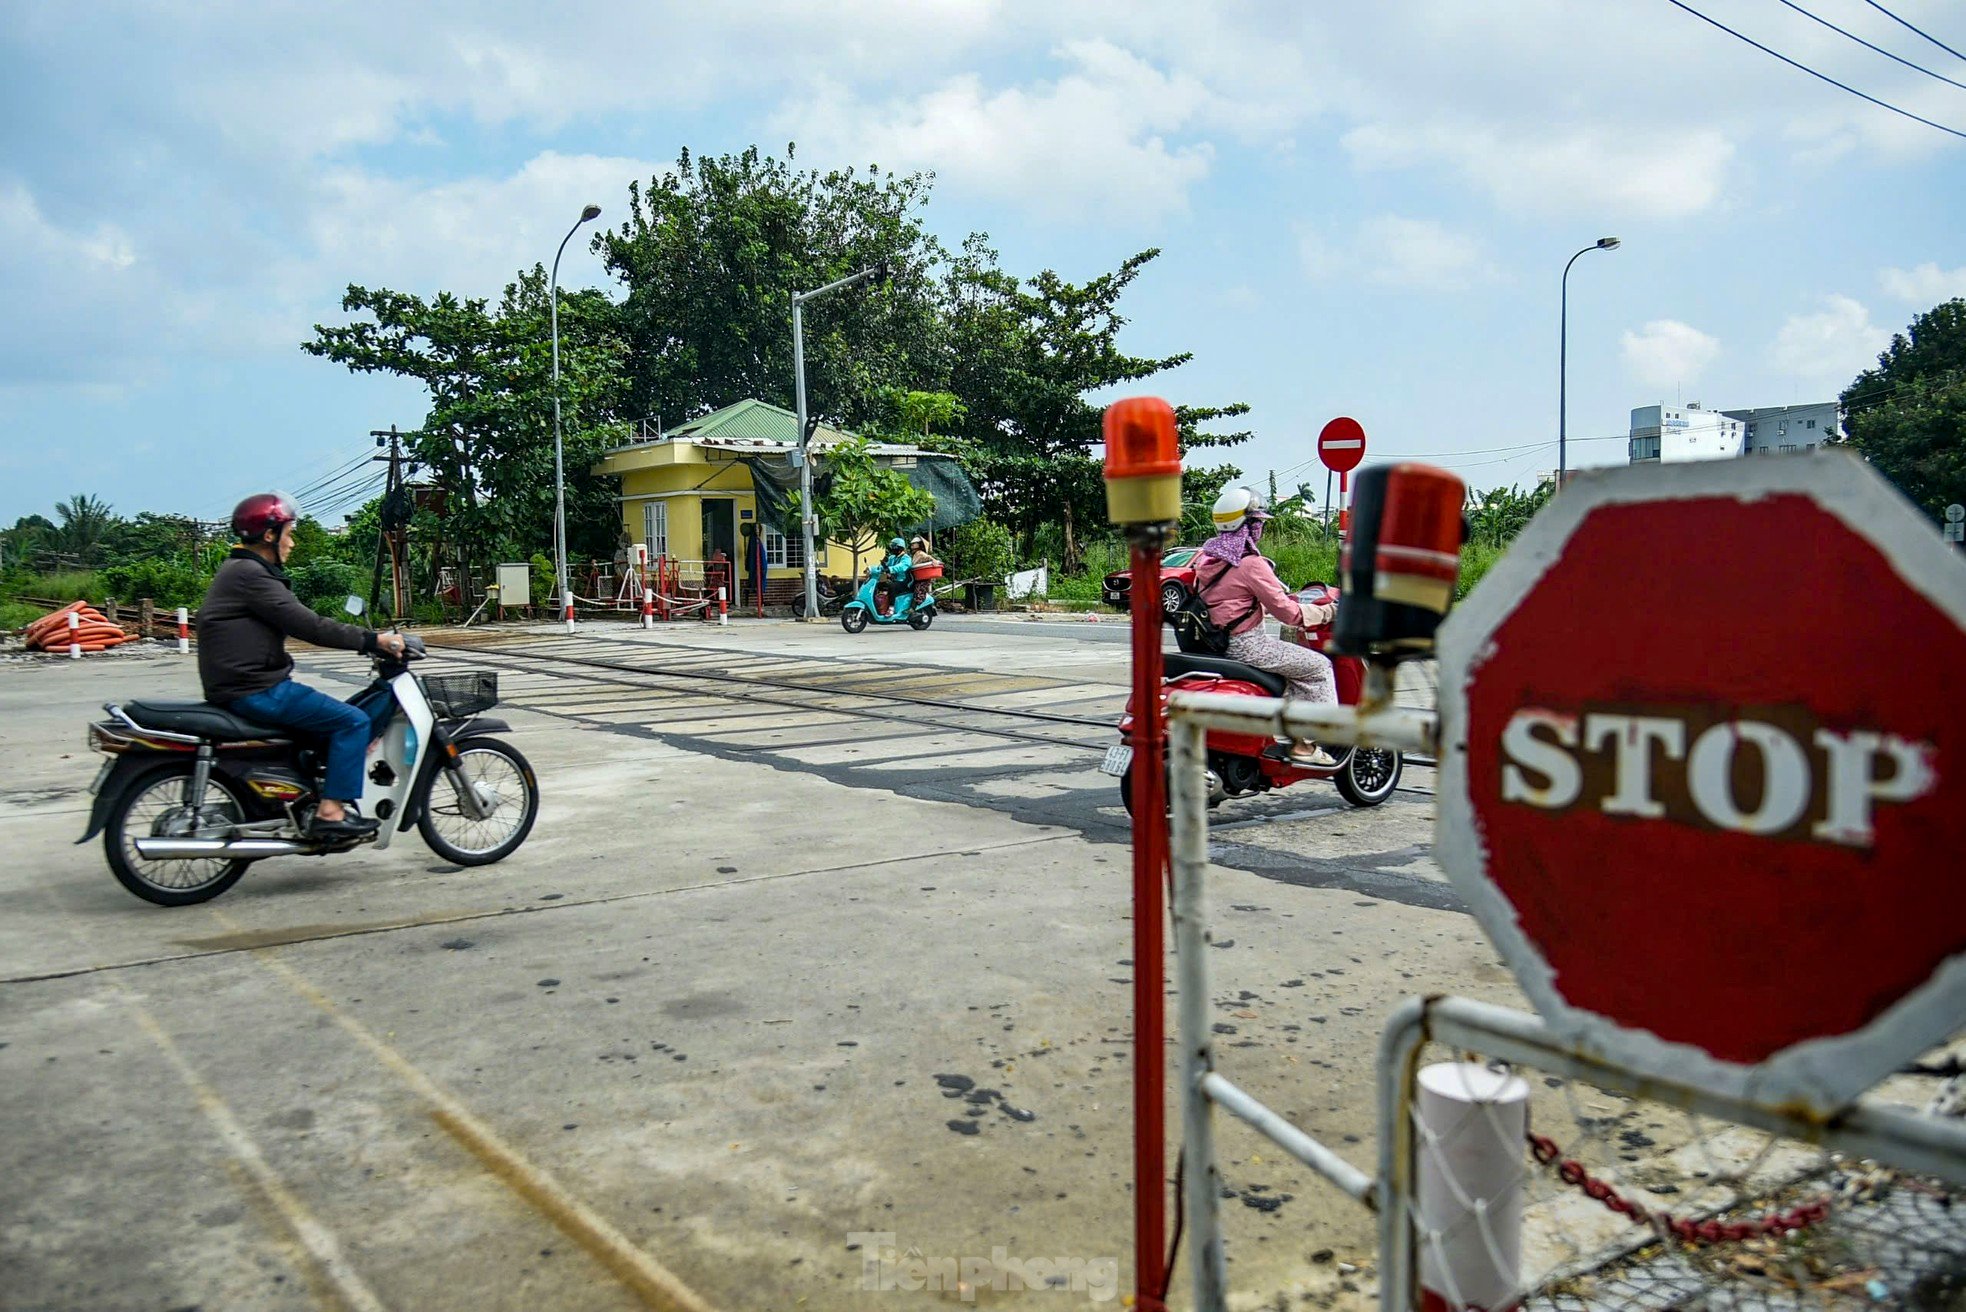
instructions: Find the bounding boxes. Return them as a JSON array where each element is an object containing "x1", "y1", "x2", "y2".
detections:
[{"x1": 872, "y1": 537, "x2": 912, "y2": 614}]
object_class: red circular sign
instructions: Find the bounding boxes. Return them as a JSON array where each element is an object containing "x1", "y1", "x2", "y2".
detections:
[
  {"x1": 1437, "y1": 458, "x2": 1966, "y2": 1111},
  {"x1": 1317, "y1": 417, "x2": 1366, "y2": 474}
]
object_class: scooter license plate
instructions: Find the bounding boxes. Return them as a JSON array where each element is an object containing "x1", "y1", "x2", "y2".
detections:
[
  {"x1": 1100, "y1": 744, "x2": 1134, "y2": 778},
  {"x1": 87, "y1": 759, "x2": 113, "y2": 796}
]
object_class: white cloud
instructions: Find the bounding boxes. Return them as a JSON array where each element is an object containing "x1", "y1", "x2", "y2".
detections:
[
  {"x1": 1770, "y1": 295, "x2": 1891, "y2": 387},
  {"x1": 308, "y1": 151, "x2": 658, "y2": 298},
  {"x1": 1621, "y1": 320, "x2": 1721, "y2": 390},
  {"x1": 1297, "y1": 215, "x2": 1494, "y2": 290},
  {"x1": 1880, "y1": 262, "x2": 1966, "y2": 304},
  {"x1": 1344, "y1": 123, "x2": 1734, "y2": 221},
  {"x1": 786, "y1": 41, "x2": 1215, "y2": 223}
]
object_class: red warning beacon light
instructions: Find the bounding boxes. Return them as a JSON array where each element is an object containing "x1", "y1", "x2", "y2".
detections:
[
  {"x1": 1102, "y1": 396, "x2": 1184, "y2": 526},
  {"x1": 1331, "y1": 462, "x2": 1467, "y2": 660}
]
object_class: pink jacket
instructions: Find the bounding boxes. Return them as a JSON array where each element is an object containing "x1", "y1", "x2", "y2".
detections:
[{"x1": 1196, "y1": 553, "x2": 1335, "y2": 636}]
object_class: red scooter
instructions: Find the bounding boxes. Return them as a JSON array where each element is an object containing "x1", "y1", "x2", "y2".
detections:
[{"x1": 1105, "y1": 582, "x2": 1403, "y2": 813}]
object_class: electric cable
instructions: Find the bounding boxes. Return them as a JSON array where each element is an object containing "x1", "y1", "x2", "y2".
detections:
[
  {"x1": 1772, "y1": 0, "x2": 1966, "y2": 93},
  {"x1": 1662, "y1": 0, "x2": 1966, "y2": 138},
  {"x1": 1861, "y1": 0, "x2": 1966, "y2": 64}
]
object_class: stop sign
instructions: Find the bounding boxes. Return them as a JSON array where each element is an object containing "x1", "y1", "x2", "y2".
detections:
[
  {"x1": 1318, "y1": 418, "x2": 1367, "y2": 474},
  {"x1": 1436, "y1": 453, "x2": 1966, "y2": 1114}
]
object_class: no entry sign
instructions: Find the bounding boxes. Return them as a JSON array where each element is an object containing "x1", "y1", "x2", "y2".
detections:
[
  {"x1": 1436, "y1": 453, "x2": 1966, "y2": 1114},
  {"x1": 1318, "y1": 417, "x2": 1367, "y2": 474}
]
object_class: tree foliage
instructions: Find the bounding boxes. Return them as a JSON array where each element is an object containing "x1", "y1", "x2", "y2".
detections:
[
  {"x1": 597, "y1": 146, "x2": 947, "y2": 434},
  {"x1": 304, "y1": 268, "x2": 631, "y2": 588},
  {"x1": 1840, "y1": 298, "x2": 1966, "y2": 522},
  {"x1": 790, "y1": 436, "x2": 937, "y2": 583}
]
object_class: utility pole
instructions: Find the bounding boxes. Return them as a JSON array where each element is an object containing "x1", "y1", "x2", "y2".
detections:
[{"x1": 369, "y1": 426, "x2": 412, "y2": 621}]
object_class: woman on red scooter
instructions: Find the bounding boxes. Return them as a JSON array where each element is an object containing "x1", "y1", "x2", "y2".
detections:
[{"x1": 1195, "y1": 486, "x2": 1338, "y2": 767}]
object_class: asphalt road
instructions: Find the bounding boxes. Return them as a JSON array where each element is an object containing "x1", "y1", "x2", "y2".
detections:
[{"x1": 0, "y1": 621, "x2": 1494, "y2": 1312}]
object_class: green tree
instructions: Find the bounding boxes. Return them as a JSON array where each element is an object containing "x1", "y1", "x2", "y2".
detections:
[
  {"x1": 101, "y1": 511, "x2": 199, "y2": 564},
  {"x1": 304, "y1": 268, "x2": 630, "y2": 596},
  {"x1": 597, "y1": 145, "x2": 948, "y2": 432},
  {"x1": 2, "y1": 514, "x2": 55, "y2": 572},
  {"x1": 53, "y1": 493, "x2": 120, "y2": 564},
  {"x1": 1840, "y1": 298, "x2": 1966, "y2": 522},
  {"x1": 791, "y1": 436, "x2": 936, "y2": 584},
  {"x1": 941, "y1": 240, "x2": 1250, "y2": 571}
]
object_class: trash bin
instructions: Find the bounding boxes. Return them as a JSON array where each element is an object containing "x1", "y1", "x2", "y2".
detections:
[{"x1": 964, "y1": 581, "x2": 998, "y2": 611}]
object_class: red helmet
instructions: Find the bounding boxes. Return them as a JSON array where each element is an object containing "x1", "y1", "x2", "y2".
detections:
[{"x1": 232, "y1": 492, "x2": 299, "y2": 543}]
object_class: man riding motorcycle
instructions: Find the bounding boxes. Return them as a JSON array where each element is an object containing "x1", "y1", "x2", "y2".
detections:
[
  {"x1": 870, "y1": 536, "x2": 913, "y2": 615},
  {"x1": 1194, "y1": 486, "x2": 1339, "y2": 767},
  {"x1": 198, "y1": 494, "x2": 406, "y2": 837}
]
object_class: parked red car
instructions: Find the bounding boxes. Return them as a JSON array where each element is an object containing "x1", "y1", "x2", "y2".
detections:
[{"x1": 1102, "y1": 546, "x2": 1200, "y2": 613}]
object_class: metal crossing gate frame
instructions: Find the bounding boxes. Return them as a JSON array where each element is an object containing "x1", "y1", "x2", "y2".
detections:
[{"x1": 1165, "y1": 687, "x2": 1966, "y2": 1312}]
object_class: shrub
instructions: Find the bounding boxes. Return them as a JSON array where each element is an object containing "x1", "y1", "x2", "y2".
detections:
[{"x1": 939, "y1": 518, "x2": 1016, "y2": 583}]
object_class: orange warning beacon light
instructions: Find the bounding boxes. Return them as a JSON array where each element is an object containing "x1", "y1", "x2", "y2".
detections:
[{"x1": 1102, "y1": 396, "x2": 1183, "y2": 526}]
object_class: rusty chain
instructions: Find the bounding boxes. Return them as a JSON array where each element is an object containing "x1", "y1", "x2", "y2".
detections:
[{"x1": 1527, "y1": 1132, "x2": 1832, "y2": 1245}]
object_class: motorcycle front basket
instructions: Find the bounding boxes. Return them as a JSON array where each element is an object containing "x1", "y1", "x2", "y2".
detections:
[{"x1": 422, "y1": 671, "x2": 499, "y2": 718}]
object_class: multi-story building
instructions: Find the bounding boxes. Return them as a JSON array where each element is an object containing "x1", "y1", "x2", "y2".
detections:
[{"x1": 1628, "y1": 401, "x2": 1838, "y2": 463}]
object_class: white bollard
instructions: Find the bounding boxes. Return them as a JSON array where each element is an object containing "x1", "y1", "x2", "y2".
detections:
[
  {"x1": 1415, "y1": 1062, "x2": 1529, "y2": 1312},
  {"x1": 68, "y1": 610, "x2": 82, "y2": 659},
  {"x1": 176, "y1": 606, "x2": 190, "y2": 655},
  {"x1": 564, "y1": 590, "x2": 576, "y2": 635},
  {"x1": 642, "y1": 587, "x2": 654, "y2": 629},
  {"x1": 716, "y1": 586, "x2": 728, "y2": 626}
]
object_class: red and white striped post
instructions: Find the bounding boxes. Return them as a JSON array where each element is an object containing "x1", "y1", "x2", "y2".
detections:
[
  {"x1": 68, "y1": 610, "x2": 82, "y2": 660},
  {"x1": 176, "y1": 606, "x2": 190, "y2": 655},
  {"x1": 716, "y1": 586, "x2": 728, "y2": 626},
  {"x1": 641, "y1": 587, "x2": 655, "y2": 629},
  {"x1": 563, "y1": 589, "x2": 576, "y2": 635}
]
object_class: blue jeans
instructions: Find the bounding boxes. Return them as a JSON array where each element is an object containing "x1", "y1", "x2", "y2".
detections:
[{"x1": 229, "y1": 680, "x2": 377, "y2": 804}]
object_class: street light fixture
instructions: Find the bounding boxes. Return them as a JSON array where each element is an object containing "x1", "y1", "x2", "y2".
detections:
[
  {"x1": 791, "y1": 263, "x2": 886, "y2": 621},
  {"x1": 1559, "y1": 235, "x2": 1621, "y2": 487},
  {"x1": 551, "y1": 203, "x2": 603, "y2": 634}
]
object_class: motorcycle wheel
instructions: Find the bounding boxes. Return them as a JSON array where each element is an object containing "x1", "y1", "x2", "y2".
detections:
[
  {"x1": 841, "y1": 607, "x2": 869, "y2": 634},
  {"x1": 908, "y1": 608, "x2": 934, "y2": 630},
  {"x1": 105, "y1": 763, "x2": 252, "y2": 906},
  {"x1": 1334, "y1": 747, "x2": 1402, "y2": 807},
  {"x1": 418, "y1": 738, "x2": 539, "y2": 865},
  {"x1": 791, "y1": 593, "x2": 808, "y2": 619}
]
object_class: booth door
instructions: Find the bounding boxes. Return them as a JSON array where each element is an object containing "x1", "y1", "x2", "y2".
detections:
[{"x1": 701, "y1": 498, "x2": 738, "y2": 605}]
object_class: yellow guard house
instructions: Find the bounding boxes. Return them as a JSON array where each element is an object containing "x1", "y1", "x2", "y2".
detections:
[{"x1": 592, "y1": 399, "x2": 970, "y2": 610}]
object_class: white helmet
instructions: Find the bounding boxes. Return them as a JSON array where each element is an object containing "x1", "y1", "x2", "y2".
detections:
[{"x1": 1210, "y1": 485, "x2": 1270, "y2": 530}]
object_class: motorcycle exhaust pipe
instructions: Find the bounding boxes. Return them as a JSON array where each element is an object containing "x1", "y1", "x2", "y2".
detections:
[{"x1": 132, "y1": 837, "x2": 311, "y2": 860}]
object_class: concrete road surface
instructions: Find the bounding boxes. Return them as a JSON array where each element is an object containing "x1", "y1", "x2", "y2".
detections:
[{"x1": 1, "y1": 623, "x2": 1513, "y2": 1311}]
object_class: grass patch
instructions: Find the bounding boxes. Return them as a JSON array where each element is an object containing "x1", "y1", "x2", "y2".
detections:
[{"x1": 1, "y1": 600, "x2": 50, "y2": 631}]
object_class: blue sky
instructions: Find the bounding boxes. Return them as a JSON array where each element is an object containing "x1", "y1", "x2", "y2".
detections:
[{"x1": 3, "y1": 0, "x2": 1963, "y2": 527}]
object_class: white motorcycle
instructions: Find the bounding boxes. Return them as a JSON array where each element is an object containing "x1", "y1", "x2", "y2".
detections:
[{"x1": 80, "y1": 621, "x2": 538, "y2": 906}]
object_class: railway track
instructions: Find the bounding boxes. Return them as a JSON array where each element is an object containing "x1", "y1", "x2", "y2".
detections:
[{"x1": 422, "y1": 633, "x2": 1121, "y2": 755}]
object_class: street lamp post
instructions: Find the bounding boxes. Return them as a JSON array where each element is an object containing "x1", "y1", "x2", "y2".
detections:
[
  {"x1": 1559, "y1": 236, "x2": 1621, "y2": 487},
  {"x1": 551, "y1": 202, "x2": 603, "y2": 634},
  {"x1": 790, "y1": 264, "x2": 884, "y2": 621}
]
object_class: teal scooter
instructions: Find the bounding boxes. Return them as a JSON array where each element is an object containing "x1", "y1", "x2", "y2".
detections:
[{"x1": 841, "y1": 554, "x2": 939, "y2": 634}]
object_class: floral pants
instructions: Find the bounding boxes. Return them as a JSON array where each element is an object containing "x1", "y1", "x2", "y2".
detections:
[{"x1": 1225, "y1": 630, "x2": 1336, "y2": 706}]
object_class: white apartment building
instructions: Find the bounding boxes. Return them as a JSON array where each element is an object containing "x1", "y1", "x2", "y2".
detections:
[{"x1": 1629, "y1": 401, "x2": 1839, "y2": 463}]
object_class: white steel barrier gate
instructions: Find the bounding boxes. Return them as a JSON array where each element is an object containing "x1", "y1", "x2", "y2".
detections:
[{"x1": 1165, "y1": 682, "x2": 1966, "y2": 1312}]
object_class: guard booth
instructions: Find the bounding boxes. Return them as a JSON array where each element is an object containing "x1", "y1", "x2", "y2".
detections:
[{"x1": 591, "y1": 398, "x2": 982, "y2": 612}]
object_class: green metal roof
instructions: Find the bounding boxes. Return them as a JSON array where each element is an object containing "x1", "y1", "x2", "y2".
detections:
[{"x1": 666, "y1": 399, "x2": 855, "y2": 445}]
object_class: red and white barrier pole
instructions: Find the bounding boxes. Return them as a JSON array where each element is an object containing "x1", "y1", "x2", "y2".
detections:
[
  {"x1": 716, "y1": 586, "x2": 728, "y2": 626},
  {"x1": 1102, "y1": 396, "x2": 1185, "y2": 1312},
  {"x1": 563, "y1": 589, "x2": 576, "y2": 635},
  {"x1": 176, "y1": 606, "x2": 190, "y2": 654},
  {"x1": 1415, "y1": 1062, "x2": 1528, "y2": 1312},
  {"x1": 641, "y1": 587, "x2": 654, "y2": 629},
  {"x1": 68, "y1": 609, "x2": 82, "y2": 659}
]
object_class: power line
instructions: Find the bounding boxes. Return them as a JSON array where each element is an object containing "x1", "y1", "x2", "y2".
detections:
[
  {"x1": 1862, "y1": 0, "x2": 1966, "y2": 64},
  {"x1": 1773, "y1": 0, "x2": 1966, "y2": 93},
  {"x1": 1662, "y1": 0, "x2": 1966, "y2": 139}
]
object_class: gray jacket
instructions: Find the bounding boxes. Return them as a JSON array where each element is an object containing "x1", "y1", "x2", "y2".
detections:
[{"x1": 198, "y1": 550, "x2": 378, "y2": 703}]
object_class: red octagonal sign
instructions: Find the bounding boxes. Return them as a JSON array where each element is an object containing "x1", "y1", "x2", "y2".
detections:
[{"x1": 1437, "y1": 454, "x2": 1966, "y2": 1113}]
